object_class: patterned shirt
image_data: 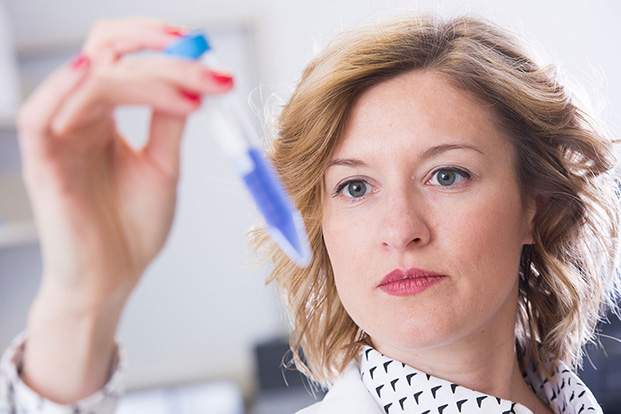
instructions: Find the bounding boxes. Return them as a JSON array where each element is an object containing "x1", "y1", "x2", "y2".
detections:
[
  {"x1": 0, "y1": 332, "x2": 125, "y2": 414},
  {"x1": 0, "y1": 334, "x2": 603, "y2": 414},
  {"x1": 360, "y1": 346, "x2": 601, "y2": 414}
]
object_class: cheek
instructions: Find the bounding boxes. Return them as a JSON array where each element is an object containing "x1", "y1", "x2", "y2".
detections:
[
  {"x1": 323, "y1": 221, "x2": 356, "y2": 278},
  {"x1": 322, "y1": 207, "x2": 374, "y2": 301},
  {"x1": 322, "y1": 202, "x2": 371, "y2": 263},
  {"x1": 443, "y1": 193, "x2": 527, "y2": 283}
]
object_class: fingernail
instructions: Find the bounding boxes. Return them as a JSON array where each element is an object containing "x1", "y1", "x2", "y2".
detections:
[
  {"x1": 69, "y1": 53, "x2": 90, "y2": 70},
  {"x1": 210, "y1": 71, "x2": 234, "y2": 86},
  {"x1": 180, "y1": 90, "x2": 202, "y2": 104},
  {"x1": 165, "y1": 27, "x2": 187, "y2": 37}
]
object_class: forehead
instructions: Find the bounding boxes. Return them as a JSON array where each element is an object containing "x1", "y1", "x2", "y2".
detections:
[{"x1": 334, "y1": 70, "x2": 506, "y2": 158}]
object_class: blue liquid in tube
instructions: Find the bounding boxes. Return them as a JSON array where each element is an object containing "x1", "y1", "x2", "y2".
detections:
[{"x1": 164, "y1": 32, "x2": 312, "y2": 267}]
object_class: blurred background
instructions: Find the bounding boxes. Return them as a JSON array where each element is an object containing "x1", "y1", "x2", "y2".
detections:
[{"x1": 0, "y1": 0, "x2": 620, "y2": 413}]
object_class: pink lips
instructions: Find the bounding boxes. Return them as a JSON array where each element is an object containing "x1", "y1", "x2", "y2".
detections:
[{"x1": 378, "y1": 268, "x2": 446, "y2": 296}]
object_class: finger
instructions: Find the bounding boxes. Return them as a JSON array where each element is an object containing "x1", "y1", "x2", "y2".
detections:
[
  {"x1": 83, "y1": 18, "x2": 189, "y2": 65},
  {"x1": 115, "y1": 56, "x2": 234, "y2": 95},
  {"x1": 50, "y1": 60, "x2": 233, "y2": 136},
  {"x1": 50, "y1": 76, "x2": 198, "y2": 137},
  {"x1": 17, "y1": 54, "x2": 91, "y2": 151},
  {"x1": 144, "y1": 112, "x2": 187, "y2": 178}
]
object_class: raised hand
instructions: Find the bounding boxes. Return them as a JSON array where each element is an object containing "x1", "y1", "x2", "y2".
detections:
[{"x1": 17, "y1": 18, "x2": 233, "y2": 403}]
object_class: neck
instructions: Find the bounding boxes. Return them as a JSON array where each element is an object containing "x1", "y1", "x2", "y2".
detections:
[
  {"x1": 374, "y1": 329, "x2": 529, "y2": 398},
  {"x1": 371, "y1": 282, "x2": 542, "y2": 412}
]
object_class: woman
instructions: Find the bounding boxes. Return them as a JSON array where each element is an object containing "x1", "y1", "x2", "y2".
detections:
[{"x1": 1, "y1": 12, "x2": 618, "y2": 414}]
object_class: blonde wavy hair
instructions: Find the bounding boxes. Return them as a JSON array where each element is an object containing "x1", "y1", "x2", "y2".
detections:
[{"x1": 252, "y1": 13, "x2": 621, "y2": 386}]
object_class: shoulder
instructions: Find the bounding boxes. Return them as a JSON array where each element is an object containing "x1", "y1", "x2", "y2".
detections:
[
  {"x1": 295, "y1": 401, "x2": 321, "y2": 414},
  {"x1": 294, "y1": 362, "x2": 380, "y2": 414},
  {"x1": 524, "y1": 355, "x2": 603, "y2": 414}
]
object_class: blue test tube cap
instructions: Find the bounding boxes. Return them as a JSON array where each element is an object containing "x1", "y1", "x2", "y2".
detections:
[{"x1": 163, "y1": 31, "x2": 211, "y2": 59}]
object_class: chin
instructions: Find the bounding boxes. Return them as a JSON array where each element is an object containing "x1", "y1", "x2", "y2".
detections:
[{"x1": 368, "y1": 312, "x2": 486, "y2": 352}]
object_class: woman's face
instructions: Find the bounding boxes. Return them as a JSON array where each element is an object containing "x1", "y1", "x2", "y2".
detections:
[{"x1": 322, "y1": 70, "x2": 536, "y2": 357}]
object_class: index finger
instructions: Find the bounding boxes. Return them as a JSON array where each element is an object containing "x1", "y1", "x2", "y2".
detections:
[
  {"x1": 82, "y1": 18, "x2": 188, "y2": 65},
  {"x1": 17, "y1": 54, "x2": 91, "y2": 152}
]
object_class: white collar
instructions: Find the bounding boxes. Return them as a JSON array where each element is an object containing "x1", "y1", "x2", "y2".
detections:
[{"x1": 359, "y1": 346, "x2": 601, "y2": 414}]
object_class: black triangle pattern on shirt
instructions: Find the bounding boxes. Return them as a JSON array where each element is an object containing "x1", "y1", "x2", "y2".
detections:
[
  {"x1": 390, "y1": 379, "x2": 399, "y2": 391},
  {"x1": 383, "y1": 361, "x2": 392, "y2": 373},
  {"x1": 359, "y1": 345, "x2": 602, "y2": 414},
  {"x1": 398, "y1": 397, "x2": 407, "y2": 410},
  {"x1": 360, "y1": 347, "x2": 519, "y2": 413},
  {"x1": 376, "y1": 384, "x2": 384, "y2": 398}
]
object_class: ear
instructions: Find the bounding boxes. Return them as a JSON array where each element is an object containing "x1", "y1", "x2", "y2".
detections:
[{"x1": 522, "y1": 195, "x2": 545, "y2": 245}]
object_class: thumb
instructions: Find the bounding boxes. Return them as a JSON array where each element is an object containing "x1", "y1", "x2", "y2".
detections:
[{"x1": 144, "y1": 110, "x2": 187, "y2": 178}]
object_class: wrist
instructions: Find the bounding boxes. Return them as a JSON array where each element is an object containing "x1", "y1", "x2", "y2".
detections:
[
  {"x1": 22, "y1": 282, "x2": 128, "y2": 403},
  {"x1": 34, "y1": 269, "x2": 134, "y2": 315},
  {"x1": 27, "y1": 286, "x2": 126, "y2": 335}
]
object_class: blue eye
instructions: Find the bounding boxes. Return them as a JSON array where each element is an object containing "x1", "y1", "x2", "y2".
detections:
[
  {"x1": 429, "y1": 168, "x2": 470, "y2": 186},
  {"x1": 337, "y1": 179, "x2": 370, "y2": 198}
]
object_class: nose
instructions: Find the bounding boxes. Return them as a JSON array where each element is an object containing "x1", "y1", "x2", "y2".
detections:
[{"x1": 380, "y1": 189, "x2": 431, "y2": 251}]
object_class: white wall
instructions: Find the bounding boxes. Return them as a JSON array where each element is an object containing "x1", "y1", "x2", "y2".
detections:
[
  {"x1": 1, "y1": 0, "x2": 620, "y2": 398},
  {"x1": 6, "y1": 0, "x2": 621, "y2": 130}
]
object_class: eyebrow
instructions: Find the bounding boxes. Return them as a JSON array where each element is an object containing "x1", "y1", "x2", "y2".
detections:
[
  {"x1": 420, "y1": 143, "x2": 485, "y2": 159},
  {"x1": 327, "y1": 143, "x2": 485, "y2": 169},
  {"x1": 327, "y1": 158, "x2": 368, "y2": 168}
]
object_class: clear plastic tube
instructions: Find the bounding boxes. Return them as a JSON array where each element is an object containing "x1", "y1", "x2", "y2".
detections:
[{"x1": 165, "y1": 32, "x2": 312, "y2": 267}]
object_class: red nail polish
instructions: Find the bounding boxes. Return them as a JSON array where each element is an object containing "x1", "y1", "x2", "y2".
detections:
[
  {"x1": 165, "y1": 27, "x2": 187, "y2": 37},
  {"x1": 210, "y1": 71, "x2": 234, "y2": 85},
  {"x1": 69, "y1": 53, "x2": 90, "y2": 70},
  {"x1": 180, "y1": 90, "x2": 202, "y2": 104}
]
